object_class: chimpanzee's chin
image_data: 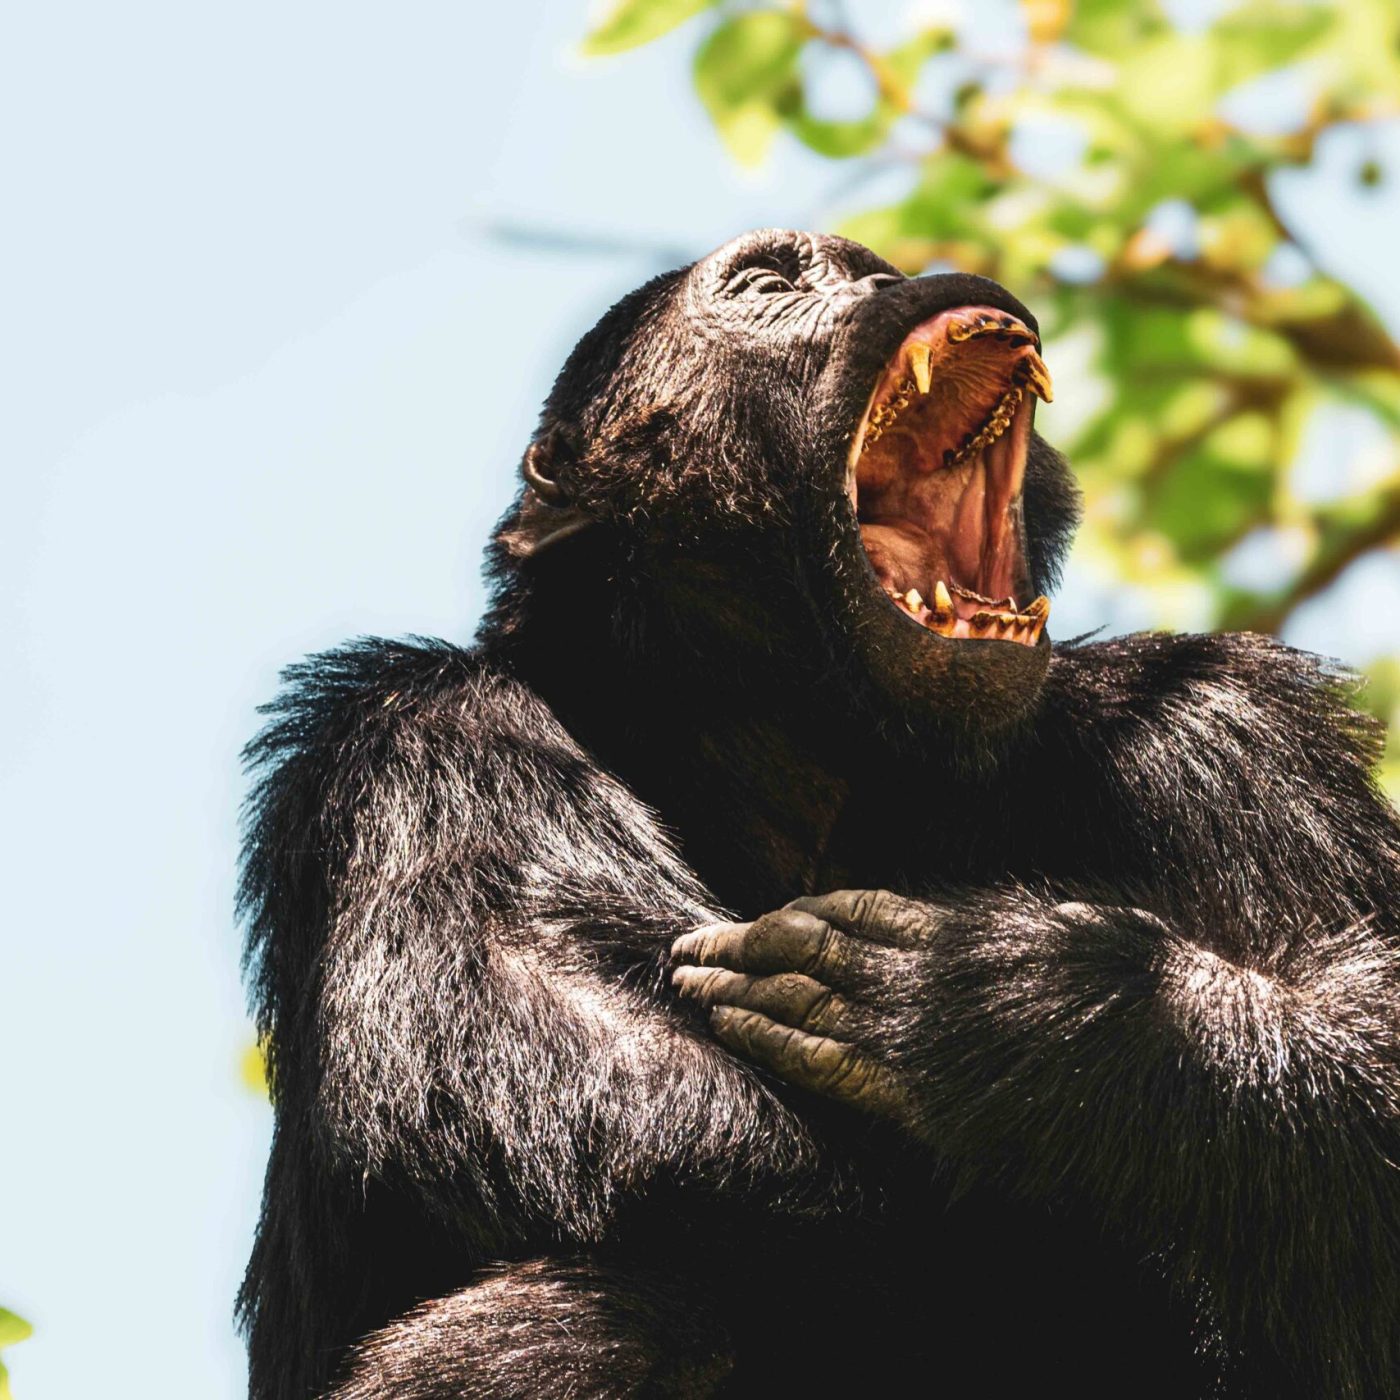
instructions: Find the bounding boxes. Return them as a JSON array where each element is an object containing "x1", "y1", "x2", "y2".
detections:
[{"x1": 829, "y1": 542, "x2": 1052, "y2": 749}]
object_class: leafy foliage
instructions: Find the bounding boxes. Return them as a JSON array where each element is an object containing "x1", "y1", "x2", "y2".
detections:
[
  {"x1": 582, "y1": 0, "x2": 720, "y2": 55},
  {"x1": 587, "y1": 0, "x2": 1400, "y2": 796},
  {"x1": 241, "y1": 1039, "x2": 269, "y2": 1097},
  {"x1": 0, "y1": 1308, "x2": 33, "y2": 1400}
]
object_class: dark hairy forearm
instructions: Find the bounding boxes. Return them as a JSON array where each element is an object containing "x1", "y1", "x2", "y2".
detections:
[
  {"x1": 242, "y1": 641, "x2": 822, "y2": 1245},
  {"x1": 675, "y1": 883, "x2": 1400, "y2": 1395},
  {"x1": 314, "y1": 883, "x2": 822, "y2": 1240},
  {"x1": 900, "y1": 890, "x2": 1400, "y2": 1395}
]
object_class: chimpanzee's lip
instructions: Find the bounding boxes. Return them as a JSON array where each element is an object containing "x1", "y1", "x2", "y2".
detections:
[{"x1": 843, "y1": 304, "x2": 1053, "y2": 647}]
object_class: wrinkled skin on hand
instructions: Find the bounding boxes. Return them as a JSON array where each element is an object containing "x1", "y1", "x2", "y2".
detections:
[{"x1": 671, "y1": 889, "x2": 935, "y2": 1126}]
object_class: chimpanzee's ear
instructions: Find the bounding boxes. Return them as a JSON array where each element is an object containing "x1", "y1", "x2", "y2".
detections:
[{"x1": 498, "y1": 427, "x2": 596, "y2": 559}]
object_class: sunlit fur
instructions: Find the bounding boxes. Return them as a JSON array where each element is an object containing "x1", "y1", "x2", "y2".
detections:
[{"x1": 239, "y1": 231, "x2": 1400, "y2": 1399}]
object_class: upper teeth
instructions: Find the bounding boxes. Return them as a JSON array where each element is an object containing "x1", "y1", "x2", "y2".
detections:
[
  {"x1": 943, "y1": 385, "x2": 1023, "y2": 467},
  {"x1": 858, "y1": 346, "x2": 1052, "y2": 459},
  {"x1": 862, "y1": 377, "x2": 916, "y2": 447}
]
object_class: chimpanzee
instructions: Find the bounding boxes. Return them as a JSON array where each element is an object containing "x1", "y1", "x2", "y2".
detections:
[{"x1": 238, "y1": 229, "x2": 1400, "y2": 1399}]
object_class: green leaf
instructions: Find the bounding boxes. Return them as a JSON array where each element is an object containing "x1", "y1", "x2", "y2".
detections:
[
  {"x1": 1113, "y1": 33, "x2": 1218, "y2": 136},
  {"x1": 0, "y1": 1309, "x2": 32, "y2": 1400},
  {"x1": 0, "y1": 1313, "x2": 31, "y2": 1352},
  {"x1": 883, "y1": 29, "x2": 954, "y2": 89},
  {"x1": 1149, "y1": 429, "x2": 1275, "y2": 561},
  {"x1": 894, "y1": 154, "x2": 1003, "y2": 240},
  {"x1": 1330, "y1": 0, "x2": 1400, "y2": 97},
  {"x1": 582, "y1": 0, "x2": 718, "y2": 56},
  {"x1": 1210, "y1": 1, "x2": 1334, "y2": 90},
  {"x1": 1065, "y1": 0, "x2": 1169, "y2": 57},
  {"x1": 784, "y1": 27, "x2": 953, "y2": 161},
  {"x1": 241, "y1": 1039, "x2": 269, "y2": 1097},
  {"x1": 786, "y1": 109, "x2": 891, "y2": 159},
  {"x1": 693, "y1": 11, "x2": 807, "y2": 166}
]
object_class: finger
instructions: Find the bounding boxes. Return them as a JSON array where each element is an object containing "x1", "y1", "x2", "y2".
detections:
[
  {"x1": 673, "y1": 909, "x2": 857, "y2": 983},
  {"x1": 710, "y1": 1007, "x2": 906, "y2": 1118},
  {"x1": 671, "y1": 921, "x2": 756, "y2": 969},
  {"x1": 786, "y1": 889, "x2": 934, "y2": 948},
  {"x1": 672, "y1": 966, "x2": 852, "y2": 1037}
]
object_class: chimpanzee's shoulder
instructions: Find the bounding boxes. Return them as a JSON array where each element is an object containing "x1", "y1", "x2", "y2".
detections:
[
  {"x1": 243, "y1": 636, "x2": 574, "y2": 771},
  {"x1": 1042, "y1": 629, "x2": 1388, "y2": 809},
  {"x1": 1050, "y1": 630, "x2": 1366, "y2": 731}
]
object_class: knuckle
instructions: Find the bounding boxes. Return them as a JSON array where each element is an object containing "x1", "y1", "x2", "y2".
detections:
[
  {"x1": 750, "y1": 910, "x2": 789, "y2": 949},
  {"x1": 773, "y1": 1022, "x2": 806, "y2": 1066},
  {"x1": 746, "y1": 925, "x2": 774, "y2": 965},
  {"x1": 770, "y1": 908, "x2": 821, "y2": 944},
  {"x1": 758, "y1": 910, "x2": 831, "y2": 971},
  {"x1": 696, "y1": 967, "x2": 731, "y2": 1000},
  {"x1": 811, "y1": 925, "x2": 847, "y2": 979},
  {"x1": 806, "y1": 1039, "x2": 854, "y2": 1090},
  {"x1": 850, "y1": 889, "x2": 882, "y2": 932},
  {"x1": 803, "y1": 986, "x2": 840, "y2": 1034},
  {"x1": 827, "y1": 1054, "x2": 868, "y2": 1097},
  {"x1": 728, "y1": 1007, "x2": 762, "y2": 1048},
  {"x1": 853, "y1": 888, "x2": 900, "y2": 936},
  {"x1": 771, "y1": 972, "x2": 808, "y2": 1000}
]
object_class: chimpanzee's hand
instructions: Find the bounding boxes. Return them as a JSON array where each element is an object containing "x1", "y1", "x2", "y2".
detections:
[{"x1": 671, "y1": 889, "x2": 934, "y2": 1124}]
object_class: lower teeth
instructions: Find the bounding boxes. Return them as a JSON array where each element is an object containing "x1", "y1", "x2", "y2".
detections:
[{"x1": 888, "y1": 584, "x2": 1050, "y2": 643}]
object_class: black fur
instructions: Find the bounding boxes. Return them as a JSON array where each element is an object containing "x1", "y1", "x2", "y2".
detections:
[{"x1": 239, "y1": 231, "x2": 1400, "y2": 1398}]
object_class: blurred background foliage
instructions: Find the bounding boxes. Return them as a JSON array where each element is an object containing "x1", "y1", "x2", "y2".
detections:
[
  {"x1": 586, "y1": 0, "x2": 1400, "y2": 797},
  {"x1": 0, "y1": 1310, "x2": 33, "y2": 1400}
]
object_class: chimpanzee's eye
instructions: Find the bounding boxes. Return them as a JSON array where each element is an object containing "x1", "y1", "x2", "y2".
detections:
[{"x1": 725, "y1": 265, "x2": 798, "y2": 297}]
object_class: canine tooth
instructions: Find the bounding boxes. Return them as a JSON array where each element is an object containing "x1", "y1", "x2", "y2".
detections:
[
  {"x1": 908, "y1": 344, "x2": 932, "y2": 395},
  {"x1": 933, "y1": 580, "x2": 954, "y2": 616},
  {"x1": 1024, "y1": 595, "x2": 1051, "y2": 622},
  {"x1": 1024, "y1": 351, "x2": 1054, "y2": 403},
  {"x1": 904, "y1": 589, "x2": 924, "y2": 610}
]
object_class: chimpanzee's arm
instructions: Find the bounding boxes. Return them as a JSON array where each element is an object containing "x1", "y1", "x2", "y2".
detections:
[
  {"x1": 673, "y1": 632, "x2": 1400, "y2": 1396},
  {"x1": 241, "y1": 638, "x2": 819, "y2": 1250}
]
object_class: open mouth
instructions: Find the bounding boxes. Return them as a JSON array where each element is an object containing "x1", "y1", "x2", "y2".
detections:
[{"x1": 847, "y1": 305, "x2": 1053, "y2": 647}]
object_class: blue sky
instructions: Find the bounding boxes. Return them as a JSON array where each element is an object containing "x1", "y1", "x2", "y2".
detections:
[{"x1": 3, "y1": 3, "x2": 1397, "y2": 1397}]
